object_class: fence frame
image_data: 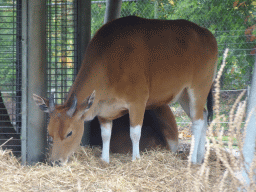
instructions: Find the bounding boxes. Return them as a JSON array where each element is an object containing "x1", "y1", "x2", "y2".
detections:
[{"x1": 21, "y1": 0, "x2": 48, "y2": 165}]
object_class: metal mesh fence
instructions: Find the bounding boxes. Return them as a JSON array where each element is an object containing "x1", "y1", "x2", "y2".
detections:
[
  {"x1": 46, "y1": 0, "x2": 77, "y2": 104},
  {"x1": 0, "y1": 0, "x2": 21, "y2": 155}
]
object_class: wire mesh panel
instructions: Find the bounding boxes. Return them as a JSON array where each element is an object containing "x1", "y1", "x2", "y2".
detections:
[
  {"x1": 46, "y1": 0, "x2": 77, "y2": 104},
  {"x1": 0, "y1": 0, "x2": 22, "y2": 156}
]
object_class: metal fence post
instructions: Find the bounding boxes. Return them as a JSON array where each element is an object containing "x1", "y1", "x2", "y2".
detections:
[
  {"x1": 22, "y1": 0, "x2": 47, "y2": 165},
  {"x1": 21, "y1": 0, "x2": 28, "y2": 166},
  {"x1": 75, "y1": 0, "x2": 92, "y2": 146},
  {"x1": 76, "y1": 0, "x2": 91, "y2": 72},
  {"x1": 104, "y1": 0, "x2": 122, "y2": 24},
  {"x1": 240, "y1": 55, "x2": 256, "y2": 186}
]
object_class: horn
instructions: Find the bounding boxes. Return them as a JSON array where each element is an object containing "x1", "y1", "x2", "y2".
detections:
[
  {"x1": 49, "y1": 93, "x2": 55, "y2": 113},
  {"x1": 66, "y1": 95, "x2": 77, "y2": 117}
]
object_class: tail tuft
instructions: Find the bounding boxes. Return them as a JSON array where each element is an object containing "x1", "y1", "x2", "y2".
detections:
[{"x1": 207, "y1": 87, "x2": 214, "y2": 124}]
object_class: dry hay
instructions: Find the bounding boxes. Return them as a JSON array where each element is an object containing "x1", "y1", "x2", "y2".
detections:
[{"x1": 1, "y1": 144, "x2": 255, "y2": 192}]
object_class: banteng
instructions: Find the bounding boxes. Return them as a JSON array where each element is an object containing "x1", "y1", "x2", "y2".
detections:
[{"x1": 33, "y1": 16, "x2": 218, "y2": 164}]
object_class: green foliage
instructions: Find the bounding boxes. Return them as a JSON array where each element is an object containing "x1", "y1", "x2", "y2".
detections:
[
  {"x1": 0, "y1": 0, "x2": 17, "y2": 91},
  {"x1": 91, "y1": 3, "x2": 106, "y2": 36}
]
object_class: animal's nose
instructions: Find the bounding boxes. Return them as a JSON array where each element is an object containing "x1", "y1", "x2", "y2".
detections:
[{"x1": 50, "y1": 160, "x2": 62, "y2": 167}]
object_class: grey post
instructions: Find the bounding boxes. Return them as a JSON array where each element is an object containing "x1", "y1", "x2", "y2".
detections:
[
  {"x1": 240, "y1": 54, "x2": 256, "y2": 186},
  {"x1": 104, "y1": 0, "x2": 122, "y2": 24},
  {"x1": 76, "y1": 0, "x2": 91, "y2": 72},
  {"x1": 22, "y1": 0, "x2": 47, "y2": 165},
  {"x1": 75, "y1": 0, "x2": 92, "y2": 146}
]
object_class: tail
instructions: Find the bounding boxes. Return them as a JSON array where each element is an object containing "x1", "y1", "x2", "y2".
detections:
[{"x1": 207, "y1": 87, "x2": 214, "y2": 124}]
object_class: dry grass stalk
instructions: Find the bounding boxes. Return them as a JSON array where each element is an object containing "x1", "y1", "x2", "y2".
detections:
[
  {"x1": 214, "y1": 48, "x2": 229, "y2": 121},
  {"x1": 187, "y1": 136, "x2": 195, "y2": 171},
  {"x1": 211, "y1": 48, "x2": 229, "y2": 169},
  {"x1": 219, "y1": 170, "x2": 229, "y2": 192},
  {"x1": 210, "y1": 48, "x2": 256, "y2": 191},
  {"x1": 207, "y1": 49, "x2": 229, "y2": 176},
  {"x1": 229, "y1": 90, "x2": 246, "y2": 127},
  {"x1": 228, "y1": 91, "x2": 246, "y2": 170},
  {"x1": 208, "y1": 48, "x2": 250, "y2": 190},
  {"x1": 0, "y1": 137, "x2": 13, "y2": 148},
  {"x1": 233, "y1": 101, "x2": 247, "y2": 168},
  {"x1": 195, "y1": 138, "x2": 211, "y2": 191}
]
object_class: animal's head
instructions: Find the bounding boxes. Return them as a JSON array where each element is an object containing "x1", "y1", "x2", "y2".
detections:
[{"x1": 33, "y1": 91, "x2": 96, "y2": 165}]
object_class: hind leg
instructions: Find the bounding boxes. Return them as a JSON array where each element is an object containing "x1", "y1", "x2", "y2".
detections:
[
  {"x1": 197, "y1": 109, "x2": 208, "y2": 162},
  {"x1": 153, "y1": 105, "x2": 179, "y2": 152},
  {"x1": 129, "y1": 101, "x2": 148, "y2": 161},
  {"x1": 178, "y1": 88, "x2": 208, "y2": 164}
]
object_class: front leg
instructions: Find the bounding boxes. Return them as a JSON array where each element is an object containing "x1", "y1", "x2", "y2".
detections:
[
  {"x1": 130, "y1": 125, "x2": 142, "y2": 160},
  {"x1": 129, "y1": 103, "x2": 146, "y2": 161},
  {"x1": 98, "y1": 117, "x2": 113, "y2": 163}
]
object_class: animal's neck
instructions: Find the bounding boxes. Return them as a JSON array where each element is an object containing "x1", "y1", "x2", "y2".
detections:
[{"x1": 65, "y1": 63, "x2": 106, "y2": 106}]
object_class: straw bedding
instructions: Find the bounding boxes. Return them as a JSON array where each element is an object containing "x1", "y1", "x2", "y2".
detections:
[{"x1": 1, "y1": 144, "x2": 254, "y2": 192}]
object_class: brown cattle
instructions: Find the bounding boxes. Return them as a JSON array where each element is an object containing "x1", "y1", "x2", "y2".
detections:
[{"x1": 33, "y1": 16, "x2": 218, "y2": 164}]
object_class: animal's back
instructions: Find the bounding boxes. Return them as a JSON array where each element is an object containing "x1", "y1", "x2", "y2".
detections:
[{"x1": 86, "y1": 16, "x2": 218, "y2": 106}]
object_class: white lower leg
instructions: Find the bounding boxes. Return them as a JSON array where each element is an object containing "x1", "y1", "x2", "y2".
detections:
[
  {"x1": 130, "y1": 125, "x2": 142, "y2": 161},
  {"x1": 191, "y1": 119, "x2": 204, "y2": 163},
  {"x1": 167, "y1": 139, "x2": 178, "y2": 153},
  {"x1": 101, "y1": 124, "x2": 112, "y2": 163},
  {"x1": 197, "y1": 111, "x2": 208, "y2": 163}
]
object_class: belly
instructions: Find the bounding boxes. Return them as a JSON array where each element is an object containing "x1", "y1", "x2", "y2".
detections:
[
  {"x1": 103, "y1": 109, "x2": 129, "y2": 121},
  {"x1": 147, "y1": 87, "x2": 185, "y2": 108}
]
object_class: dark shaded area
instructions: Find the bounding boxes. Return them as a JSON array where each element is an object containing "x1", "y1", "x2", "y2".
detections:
[
  {"x1": 0, "y1": 91, "x2": 21, "y2": 156},
  {"x1": 89, "y1": 109, "x2": 167, "y2": 154}
]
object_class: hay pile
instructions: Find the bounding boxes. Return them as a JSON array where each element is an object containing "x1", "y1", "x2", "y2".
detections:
[{"x1": 1, "y1": 145, "x2": 254, "y2": 191}]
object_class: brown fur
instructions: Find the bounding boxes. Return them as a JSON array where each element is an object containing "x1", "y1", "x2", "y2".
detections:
[{"x1": 33, "y1": 16, "x2": 218, "y2": 164}]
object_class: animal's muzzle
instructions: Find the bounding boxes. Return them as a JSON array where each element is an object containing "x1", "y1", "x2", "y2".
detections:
[{"x1": 49, "y1": 160, "x2": 62, "y2": 167}]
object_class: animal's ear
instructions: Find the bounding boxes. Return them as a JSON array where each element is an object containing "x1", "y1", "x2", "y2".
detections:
[
  {"x1": 33, "y1": 94, "x2": 50, "y2": 113},
  {"x1": 33, "y1": 93, "x2": 55, "y2": 113},
  {"x1": 66, "y1": 94, "x2": 77, "y2": 117},
  {"x1": 78, "y1": 90, "x2": 96, "y2": 117}
]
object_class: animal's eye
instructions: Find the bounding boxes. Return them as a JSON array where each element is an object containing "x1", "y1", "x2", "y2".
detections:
[{"x1": 66, "y1": 131, "x2": 72, "y2": 138}]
